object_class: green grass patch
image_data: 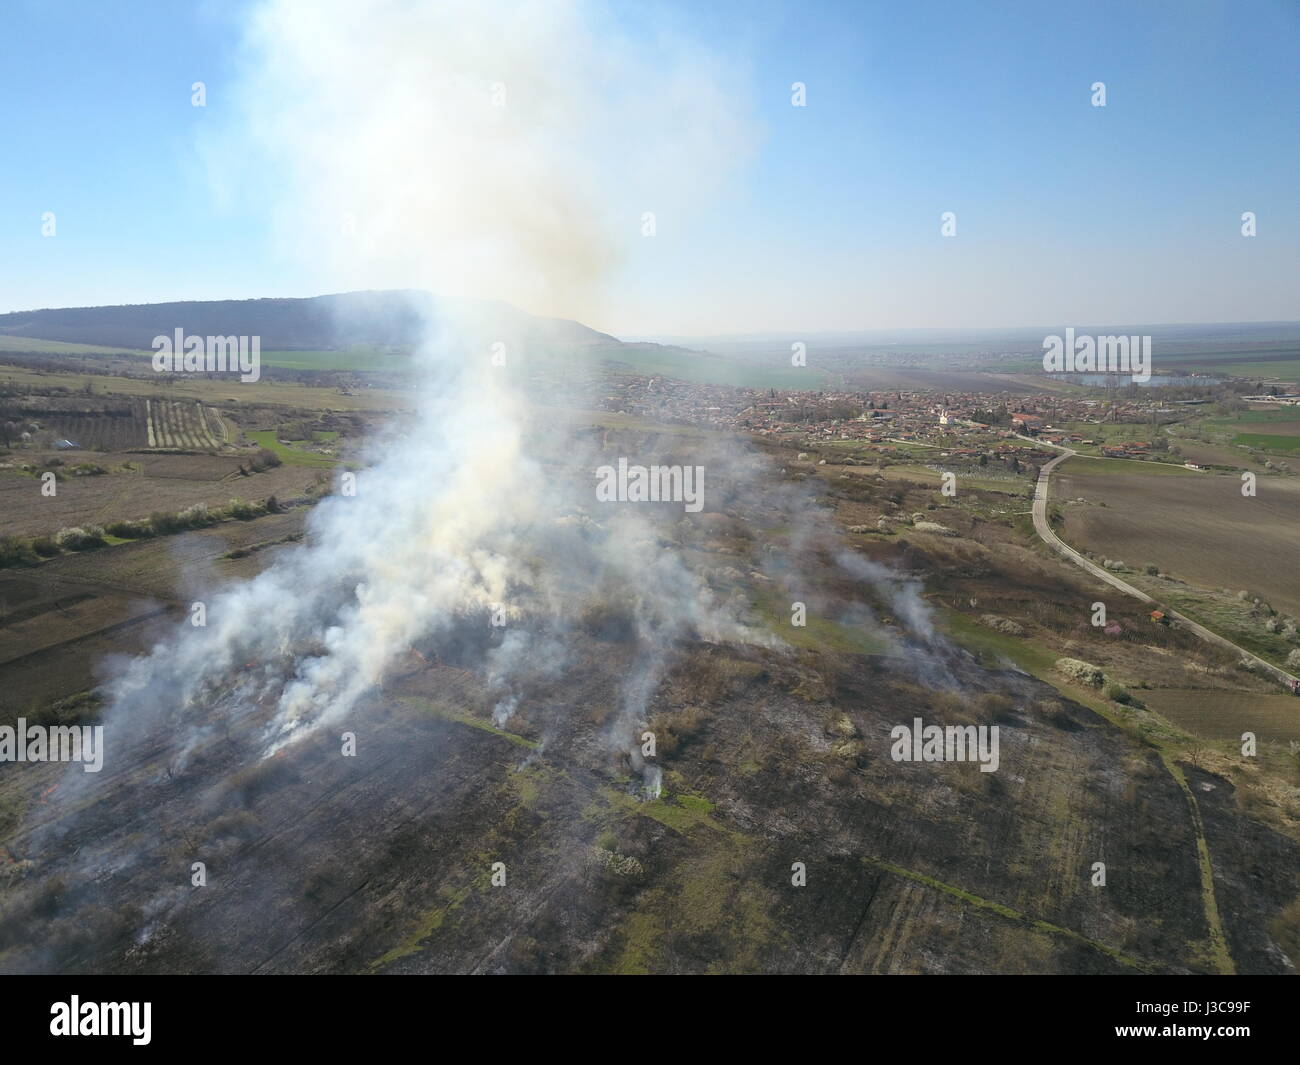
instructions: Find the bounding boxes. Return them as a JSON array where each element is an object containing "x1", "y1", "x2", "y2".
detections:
[
  {"x1": 753, "y1": 588, "x2": 889, "y2": 654},
  {"x1": 0, "y1": 334, "x2": 143, "y2": 356},
  {"x1": 246, "y1": 429, "x2": 337, "y2": 468},
  {"x1": 1233, "y1": 432, "x2": 1300, "y2": 452},
  {"x1": 1206, "y1": 410, "x2": 1300, "y2": 426},
  {"x1": 398, "y1": 696, "x2": 541, "y2": 750},
  {"x1": 939, "y1": 608, "x2": 1058, "y2": 678},
  {"x1": 367, "y1": 886, "x2": 471, "y2": 970},
  {"x1": 1199, "y1": 359, "x2": 1300, "y2": 381},
  {"x1": 1061, "y1": 456, "x2": 1201, "y2": 476}
]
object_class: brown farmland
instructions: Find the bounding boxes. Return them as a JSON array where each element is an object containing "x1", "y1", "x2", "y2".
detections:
[{"x1": 1056, "y1": 462, "x2": 1300, "y2": 620}]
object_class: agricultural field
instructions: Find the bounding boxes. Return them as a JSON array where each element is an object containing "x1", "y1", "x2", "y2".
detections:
[
  {"x1": 0, "y1": 361, "x2": 414, "y2": 411},
  {"x1": 144, "y1": 399, "x2": 224, "y2": 449},
  {"x1": 2, "y1": 396, "x2": 149, "y2": 449},
  {"x1": 0, "y1": 335, "x2": 142, "y2": 357},
  {"x1": 1055, "y1": 459, "x2": 1300, "y2": 621},
  {"x1": 3, "y1": 394, "x2": 227, "y2": 452},
  {"x1": 1235, "y1": 432, "x2": 1300, "y2": 452},
  {"x1": 1, "y1": 384, "x2": 335, "y2": 540},
  {"x1": 254, "y1": 348, "x2": 414, "y2": 372},
  {"x1": 1055, "y1": 455, "x2": 1209, "y2": 477},
  {"x1": 854, "y1": 461, "x2": 1033, "y2": 498},
  {"x1": 1180, "y1": 409, "x2": 1300, "y2": 459},
  {"x1": 0, "y1": 455, "x2": 318, "y2": 539},
  {"x1": 22, "y1": 344, "x2": 417, "y2": 374},
  {"x1": 1194, "y1": 360, "x2": 1300, "y2": 382},
  {"x1": 1166, "y1": 440, "x2": 1265, "y2": 471},
  {"x1": 1140, "y1": 690, "x2": 1299, "y2": 744}
]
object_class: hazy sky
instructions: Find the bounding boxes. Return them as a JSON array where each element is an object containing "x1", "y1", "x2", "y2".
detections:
[{"x1": 1, "y1": 0, "x2": 1297, "y2": 335}]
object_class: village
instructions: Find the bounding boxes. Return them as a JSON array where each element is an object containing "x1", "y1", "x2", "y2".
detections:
[{"x1": 580, "y1": 371, "x2": 1206, "y2": 464}]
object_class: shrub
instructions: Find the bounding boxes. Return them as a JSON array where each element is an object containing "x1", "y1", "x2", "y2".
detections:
[
  {"x1": 105, "y1": 518, "x2": 153, "y2": 539},
  {"x1": 27, "y1": 690, "x2": 100, "y2": 728},
  {"x1": 1056, "y1": 656, "x2": 1106, "y2": 687},
  {"x1": 30, "y1": 536, "x2": 60, "y2": 558},
  {"x1": 980, "y1": 614, "x2": 1025, "y2": 637},
  {"x1": 222, "y1": 498, "x2": 265, "y2": 521},
  {"x1": 980, "y1": 692, "x2": 1015, "y2": 716},
  {"x1": 149, "y1": 510, "x2": 184, "y2": 535},
  {"x1": 930, "y1": 689, "x2": 980, "y2": 726},
  {"x1": 648, "y1": 705, "x2": 708, "y2": 755},
  {"x1": 148, "y1": 503, "x2": 232, "y2": 535},
  {"x1": 177, "y1": 502, "x2": 215, "y2": 528},
  {"x1": 54, "y1": 526, "x2": 106, "y2": 551},
  {"x1": 914, "y1": 520, "x2": 957, "y2": 536},
  {"x1": 0, "y1": 535, "x2": 34, "y2": 567},
  {"x1": 250, "y1": 447, "x2": 282, "y2": 472}
]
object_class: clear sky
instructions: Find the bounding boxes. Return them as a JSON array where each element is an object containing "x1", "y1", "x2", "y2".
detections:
[{"x1": 1, "y1": 0, "x2": 1297, "y2": 335}]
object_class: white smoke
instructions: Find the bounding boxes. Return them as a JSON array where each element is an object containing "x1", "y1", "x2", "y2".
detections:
[
  {"x1": 213, "y1": 0, "x2": 755, "y2": 322},
  {"x1": 836, "y1": 549, "x2": 959, "y2": 687},
  {"x1": 102, "y1": 0, "x2": 762, "y2": 763}
]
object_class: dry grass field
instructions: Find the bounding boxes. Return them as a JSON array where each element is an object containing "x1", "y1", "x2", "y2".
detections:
[
  {"x1": 0, "y1": 457, "x2": 319, "y2": 538},
  {"x1": 0, "y1": 361, "x2": 412, "y2": 411},
  {"x1": 1170, "y1": 441, "x2": 1264, "y2": 470},
  {"x1": 0, "y1": 508, "x2": 308, "y2": 720}
]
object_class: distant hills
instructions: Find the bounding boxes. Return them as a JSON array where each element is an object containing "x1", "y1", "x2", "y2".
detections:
[
  {"x1": 0, "y1": 290, "x2": 618, "y2": 353},
  {"x1": 21, "y1": 293, "x2": 1292, "y2": 390},
  {"x1": 0, "y1": 291, "x2": 833, "y2": 389}
]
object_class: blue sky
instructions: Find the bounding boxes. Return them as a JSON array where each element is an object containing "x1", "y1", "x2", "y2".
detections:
[{"x1": 1, "y1": 0, "x2": 1297, "y2": 334}]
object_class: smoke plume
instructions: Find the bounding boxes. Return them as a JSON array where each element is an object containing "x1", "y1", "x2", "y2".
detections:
[{"x1": 108, "y1": 0, "x2": 762, "y2": 770}]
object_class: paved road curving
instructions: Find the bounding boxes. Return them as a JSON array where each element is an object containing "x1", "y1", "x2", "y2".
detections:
[{"x1": 1025, "y1": 436, "x2": 1300, "y2": 692}]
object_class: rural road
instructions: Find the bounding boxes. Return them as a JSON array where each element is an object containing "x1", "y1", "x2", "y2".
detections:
[{"x1": 1025, "y1": 435, "x2": 1300, "y2": 692}]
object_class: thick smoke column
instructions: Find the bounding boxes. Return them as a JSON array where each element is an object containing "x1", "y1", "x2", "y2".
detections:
[{"x1": 98, "y1": 0, "x2": 760, "y2": 764}]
